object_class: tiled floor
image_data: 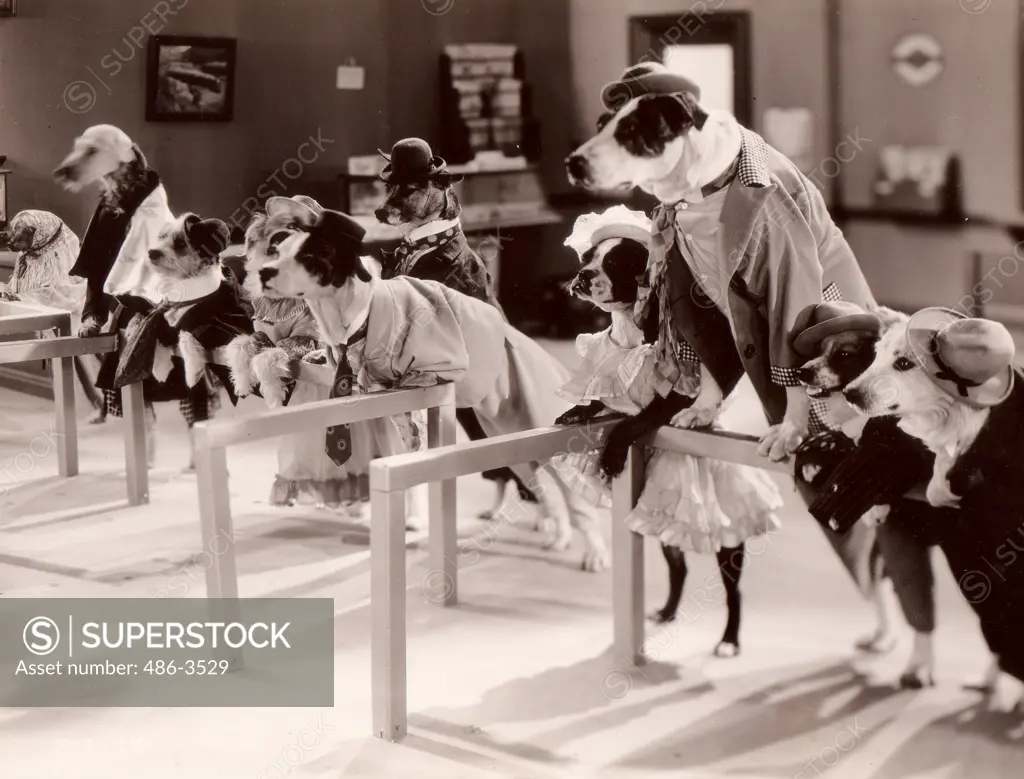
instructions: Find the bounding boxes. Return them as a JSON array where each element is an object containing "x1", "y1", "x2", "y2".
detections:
[{"x1": 0, "y1": 341, "x2": 1020, "y2": 778}]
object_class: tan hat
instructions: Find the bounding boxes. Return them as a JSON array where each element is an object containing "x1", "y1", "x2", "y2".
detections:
[
  {"x1": 791, "y1": 301, "x2": 882, "y2": 359},
  {"x1": 906, "y1": 307, "x2": 1015, "y2": 408}
]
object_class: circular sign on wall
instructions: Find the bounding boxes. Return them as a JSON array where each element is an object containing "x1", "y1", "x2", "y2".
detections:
[{"x1": 891, "y1": 33, "x2": 945, "y2": 87}]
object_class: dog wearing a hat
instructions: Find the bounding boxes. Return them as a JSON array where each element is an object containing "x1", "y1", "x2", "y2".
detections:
[
  {"x1": 842, "y1": 307, "x2": 1024, "y2": 710},
  {"x1": 792, "y1": 301, "x2": 998, "y2": 691},
  {"x1": 565, "y1": 62, "x2": 875, "y2": 469},
  {"x1": 372, "y1": 138, "x2": 542, "y2": 522},
  {"x1": 256, "y1": 206, "x2": 611, "y2": 571}
]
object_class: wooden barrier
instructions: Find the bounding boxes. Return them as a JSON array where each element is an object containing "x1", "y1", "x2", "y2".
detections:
[
  {"x1": 366, "y1": 421, "x2": 917, "y2": 741},
  {"x1": 190, "y1": 383, "x2": 457, "y2": 606},
  {"x1": 0, "y1": 301, "x2": 121, "y2": 492}
]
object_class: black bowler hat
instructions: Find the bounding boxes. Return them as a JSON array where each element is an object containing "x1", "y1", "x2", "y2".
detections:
[
  {"x1": 601, "y1": 63, "x2": 702, "y2": 111},
  {"x1": 378, "y1": 138, "x2": 464, "y2": 183}
]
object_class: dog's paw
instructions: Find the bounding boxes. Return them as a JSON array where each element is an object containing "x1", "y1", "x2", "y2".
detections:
[
  {"x1": 77, "y1": 319, "x2": 102, "y2": 339},
  {"x1": 598, "y1": 443, "x2": 629, "y2": 481},
  {"x1": 758, "y1": 419, "x2": 806, "y2": 462},
  {"x1": 926, "y1": 476, "x2": 960, "y2": 508},
  {"x1": 581, "y1": 539, "x2": 611, "y2": 573},
  {"x1": 671, "y1": 403, "x2": 720, "y2": 429},
  {"x1": 0, "y1": 290, "x2": 19, "y2": 301},
  {"x1": 225, "y1": 334, "x2": 259, "y2": 396},
  {"x1": 251, "y1": 348, "x2": 292, "y2": 408},
  {"x1": 535, "y1": 515, "x2": 557, "y2": 535},
  {"x1": 988, "y1": 672, "x2": 1024, "y2": 713},
  {"x1": 555, "y1": 405, "x2": 594, "y2": 426},
  {"x1": 543, "y1": 523, "x2": 573, "y2": 553},
  {"x1": 302, "y1": 349, "x2": 328, "y2": 365},
  {"x1": 178, "y1": 331, "x2": 207, "y2": 388}
]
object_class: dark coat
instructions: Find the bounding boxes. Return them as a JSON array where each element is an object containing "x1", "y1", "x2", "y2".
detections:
[
  {"x1": 70, "y1": 170, "x2": 162, "y2": 328},
  {"x1": 381, "y1": 228, "x2": 504, "y2": 316},
  {"x1": 95, "y1": 278, "x2": 254, "y2": 405},
  {"x1": 944, "y1": 373, "x2": 1024, "y2": 681}
]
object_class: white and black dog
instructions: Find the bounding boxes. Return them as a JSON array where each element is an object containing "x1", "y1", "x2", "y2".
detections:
[{"x1": 252, "y1": 207, "x2": 612, "y2": 571}]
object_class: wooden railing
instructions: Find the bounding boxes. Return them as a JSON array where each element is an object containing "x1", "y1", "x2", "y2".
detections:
[
  {"x1": 365, "y1": 420, "x2": 913, "y2": 742},
  {"x1": 190, "y1": 383, "x2": 458, "y2": 604},
  {"x1": 0, "y1": 301, "x2": 119, "y2": 492}
]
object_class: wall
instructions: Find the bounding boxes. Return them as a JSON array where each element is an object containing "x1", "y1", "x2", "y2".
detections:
[
  {"x1": 0, "y1": 0, "x2": 573, "y2": 234},
  {"x1": 568, "y1": 0, "x2": 832, "y2": 191},
  {"x1": 837, "y1": 0, "x2": 1024, "y2": 313},
  {"x1": 0, "y1": 0, "x2": 246, "y2": 233}
]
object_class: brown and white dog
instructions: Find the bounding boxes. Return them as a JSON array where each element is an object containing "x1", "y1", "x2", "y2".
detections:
[{"x1": 256, "y1": 207, "x2": 611, "y2": 571}]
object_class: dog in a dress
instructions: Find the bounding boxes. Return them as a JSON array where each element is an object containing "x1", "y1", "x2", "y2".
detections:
[{"x1": 554, "y1": 206, "x2": 782, "y2": 654}]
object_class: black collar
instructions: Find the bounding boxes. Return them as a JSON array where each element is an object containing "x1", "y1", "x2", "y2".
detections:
[{"x1": 700, "y1": 156, "x2": 739, "y2": 199}]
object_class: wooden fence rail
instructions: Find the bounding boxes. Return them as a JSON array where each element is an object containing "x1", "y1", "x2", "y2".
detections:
[{"x1": 366, "y1": 420, "x2": 926, "y2": 742}]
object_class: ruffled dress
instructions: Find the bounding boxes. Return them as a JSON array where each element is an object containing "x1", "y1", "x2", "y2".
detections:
[{"x1": 554, "y1": 321, "x2": 783, "y2": 553}]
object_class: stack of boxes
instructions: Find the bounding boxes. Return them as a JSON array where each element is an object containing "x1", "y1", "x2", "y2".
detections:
[{"x1": 439, "y1": 43, "x2": 539, "y2": 164}]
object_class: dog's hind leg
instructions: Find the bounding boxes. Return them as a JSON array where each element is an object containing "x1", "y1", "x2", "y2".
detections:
[
  {"x1": 651, "y1": 544, "x2": 688, "y2": 623},
  {"x1": 714, "y1": 543, "x2": 745, "y2": 657},
  {"x1": 73, "y1": 356, "x2": 104, "y2": 413}
]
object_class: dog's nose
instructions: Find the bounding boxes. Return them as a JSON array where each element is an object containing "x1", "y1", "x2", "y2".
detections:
[
  {"x1": 373, "y1": 206, "x2": 389, "y2": 223},
  {"x1": 795, "y1": 366, "x2": 815, "y2": 384},
  {"x1": 842, "y1": 386, "x2": 864, "y2": 407},
  {"x1": 565, "y1": 154, "x2": 589, "y2": 183},
  {"x1": 259, "y1": 267, "x2": 278, "y2": 286},
  {"x1": 53, "y1": 165, "x2": 71, "y2": 181},
  {"x1": 147, "y1": 249, "x2": 162, "y2": 262}
]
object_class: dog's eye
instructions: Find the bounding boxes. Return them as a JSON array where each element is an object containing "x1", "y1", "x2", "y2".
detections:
[
  {"x1": 268, "y1": 231, "x2": 291, "y2": 249},
  {"x1": 894, "y1": 357, "x2": 916, "y2": 372}
]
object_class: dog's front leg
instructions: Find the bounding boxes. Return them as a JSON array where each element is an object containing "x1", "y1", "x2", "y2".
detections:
[
  {"x1": 599, "y1": 393, "x2": 691, "y2": 480},
  {"x1": 555, "y1": 401, "x2": 606, "y2": 427},
  {"x1": 758, "y1": 386, "x2": 810, "y2": 462},
  {"x1": 671, "y1": 364, "x2": 723, "y2": 429},
  {"x1": 178, "y1": 331, "x2": 209, "y2": 388}
]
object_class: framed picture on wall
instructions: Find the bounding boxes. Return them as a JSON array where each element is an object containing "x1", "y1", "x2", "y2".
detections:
[
  {"x1": 146, "y1": 36, "x2": 236, "y2": 122},
  {"x1": 0, "y1": 1, "x2": 16, "y2": 18}
]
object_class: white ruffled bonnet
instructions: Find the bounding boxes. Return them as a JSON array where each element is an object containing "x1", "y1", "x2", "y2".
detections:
[{"x1": 563, "y1": 205, "x2": 652, "y2": 257}]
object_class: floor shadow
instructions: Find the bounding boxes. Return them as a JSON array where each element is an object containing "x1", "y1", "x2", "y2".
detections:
[
  {"x1": 611, "y1": 662, "x2": 919, "y2": 775},
  {"x1": 867, "y1": 700, "x2": 1024, "y2": 779}
]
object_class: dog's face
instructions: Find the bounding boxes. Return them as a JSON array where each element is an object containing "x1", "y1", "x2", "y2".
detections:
[
  {"x1": 796, "y1": 330, "x2": 880, "y2": 399},
  {"x1": 568, "y1": 237, "x2": 649, "y2": 312},
  {"x1": 373, "y1": 176, "x2": 460, "y2": 228},
  {"x1": 243, "y1": 197, "x2": 322, "y2": 298},
  {"x1": 54, "y1": 124, "x2": 136, "y2": 192},
  {"x1": 565, "y1": 93, "x2": 709, "y2": 190},
  {"x1": 2, "y1": 213, "x2": 39, "y2": 252},
  {"x1": 147, "y1": 213, "x2": 230, "y2": 279},
  {"x1": 258, "y1": 210, "x2": 371, "y2": 299},
  {"x1": 841, "y1": 315, "x2": 945, "y2": 417}
]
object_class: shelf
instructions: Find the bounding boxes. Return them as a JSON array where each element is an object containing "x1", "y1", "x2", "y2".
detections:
[
  {"x1": 353, "y1": 207, "x2": 563, "y2": 245},
  {"x1": 342, "y1": 163, "x2": 537, "y2": 182}
]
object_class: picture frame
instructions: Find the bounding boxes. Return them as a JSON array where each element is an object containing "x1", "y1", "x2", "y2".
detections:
[
  {"x1": 0, "y1": 0, "x2": 16, "y2": 18},
  {"x1": 146, "y1": 35, "x2": 236, "y2": 122}
]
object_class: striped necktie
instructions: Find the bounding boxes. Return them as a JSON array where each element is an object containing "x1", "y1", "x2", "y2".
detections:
[{"x1": 324, "y1": 321, "x2": 368, "y2": 466}]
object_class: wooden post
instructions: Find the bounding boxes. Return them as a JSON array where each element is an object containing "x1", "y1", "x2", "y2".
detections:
[
  {"x1": 122, "y1": 382, "x2": 150, "y2": 505},
  {"x1": 52, "y1": 320, "x2": 78, "y2": 478},
  {"x1": 426, "y1": 403, "x2": 458, "y2": 607},
  {"x1": 193, "y1": 426, "x2": 237, "y2": 600},
  {"x1": 371, "y1": 482, "x2": 409, "y2": 742},
  {"x1": 611, "y1": 445, "x2": 646, "y2": 667}
]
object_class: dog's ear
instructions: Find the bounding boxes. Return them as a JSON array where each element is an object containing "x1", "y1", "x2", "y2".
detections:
[
  {"x1": 437, "y1": 186, "x2": 462, "y2": 221},
  {"x1": 315, "y1": 210, "x2": 372, "y2": 284},
  {"x1": 184, "y1": 214, "x2": 230, "y2": 260},
  {"x1": 130, "y1": 143, "x2": 149, "y2": 169},
  {"x1": 647, "y1": 93, "x2": 709, "y2": 133}
]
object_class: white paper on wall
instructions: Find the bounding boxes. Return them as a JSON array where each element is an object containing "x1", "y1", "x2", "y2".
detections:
[{"x1": 763, "y1": 107, "x2": 814, "y2": 173}]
